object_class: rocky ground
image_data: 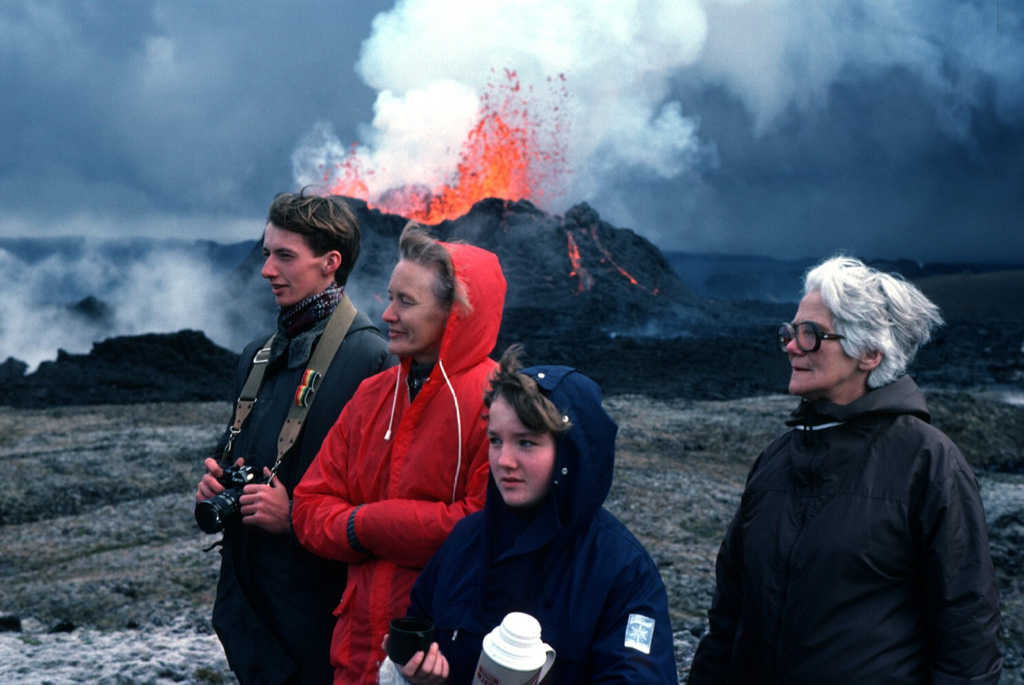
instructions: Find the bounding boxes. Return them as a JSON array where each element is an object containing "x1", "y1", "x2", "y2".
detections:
[
  {"x1": 1, "y1": 388, "x2": 1023, "y2": 684},
  {"x1": 2, "y1": 202, "x2": 1021, "y2": 683}
]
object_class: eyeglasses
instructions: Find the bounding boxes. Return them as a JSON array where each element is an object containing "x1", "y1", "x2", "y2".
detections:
[{"x1": 778, "y1": 321, "x2": 846, "y2": 352}]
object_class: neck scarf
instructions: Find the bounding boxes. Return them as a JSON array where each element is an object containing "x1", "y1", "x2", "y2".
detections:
[{"x1": 279, "y1": 282, "x2": 343, "y2": 338}]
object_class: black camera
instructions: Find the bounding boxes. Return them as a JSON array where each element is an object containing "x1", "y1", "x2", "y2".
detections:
[{"x1": 195, "y1": 464, "x2": 266, "y2": 534}]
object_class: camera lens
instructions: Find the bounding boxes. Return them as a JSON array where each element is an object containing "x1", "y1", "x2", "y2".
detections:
[{"x1": 195, "y1": 487, "x2": 244, "y2": 534}]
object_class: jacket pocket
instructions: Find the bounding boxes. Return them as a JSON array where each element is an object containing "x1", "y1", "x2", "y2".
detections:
[{"x1": 334, "y1": 578, "x2": 358, "y2": 617}]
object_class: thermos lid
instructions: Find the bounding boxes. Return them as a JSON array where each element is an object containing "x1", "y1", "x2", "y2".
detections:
[{"x1": 483, "y1": 612, "x2": 548, "y2": 671}]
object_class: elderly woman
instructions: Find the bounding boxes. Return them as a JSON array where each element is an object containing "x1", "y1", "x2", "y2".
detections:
[
  {"x1": 689, "y1": 256, "x2": 1002, "y2": 684},
  {"x1": 293, "y1": 222, "x2": 507, "y2": 685},
  {"x1": 381, "y1": 346, "x2": 678, "y2": 684}
]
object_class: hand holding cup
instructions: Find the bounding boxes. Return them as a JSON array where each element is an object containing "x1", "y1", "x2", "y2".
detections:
[{"x1": 387, "y1": 617, "x2": 435, "y2": 666}]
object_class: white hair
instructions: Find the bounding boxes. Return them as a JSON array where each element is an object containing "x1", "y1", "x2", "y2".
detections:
[{"x1": 804, "y1": 256, "x2": 943, "y2": 388}]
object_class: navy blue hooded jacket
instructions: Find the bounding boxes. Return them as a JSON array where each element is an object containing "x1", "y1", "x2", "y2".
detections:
[{"x1": 405, "y1": 365, "x2": 678, "y2": 683}]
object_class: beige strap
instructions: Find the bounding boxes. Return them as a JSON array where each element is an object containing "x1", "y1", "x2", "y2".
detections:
[
  {"x1": 223, "y1": 334, "x2": 275, "y2": 459},
  {"x1": 221, "y1": 294, "x2": 358, "y2": 474},
  {"x1": 272, "y1": 293, "x2": 358, "y2": 475}
]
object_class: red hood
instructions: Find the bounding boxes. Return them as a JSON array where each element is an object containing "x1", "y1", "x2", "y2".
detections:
[{"x1": 417, "y1": 241, "x2": 506, "y2": 375}]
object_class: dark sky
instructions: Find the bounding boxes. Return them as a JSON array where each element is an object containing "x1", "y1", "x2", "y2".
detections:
[{"x1": 1, "y1": 0, "x2": 1021, "y2": 263}]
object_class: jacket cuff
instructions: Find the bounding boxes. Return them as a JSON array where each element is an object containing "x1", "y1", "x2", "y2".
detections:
[{"x1": 347, "y1": 505, "x2": 370, "y2": 554}]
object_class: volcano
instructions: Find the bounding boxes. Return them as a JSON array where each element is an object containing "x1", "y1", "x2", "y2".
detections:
[
  {"x1": 225, "y1": 195, "x2": 793, "y2": 397},
  {"x1": 225, "y1": 195, "x2": 799, "y2": 399},
  {"x1": 0, "y1": 198, "x2": 788, "y2": 409},
  {"x1": 276, "y1": 196, "x2": 719, "y2": 346},
  {"x1": 4, "y1": 197, "x2": 1019, "y2": 408}
]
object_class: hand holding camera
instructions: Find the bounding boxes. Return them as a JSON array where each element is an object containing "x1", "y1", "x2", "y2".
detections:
[{"x1": 195, "y1": 459, "x2": 291, "y2": 535}]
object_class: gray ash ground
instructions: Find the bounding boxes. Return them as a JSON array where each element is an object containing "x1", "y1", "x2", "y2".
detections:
[{"x1": 2, "y1": 389, "x2": 1023, "y2": 684}]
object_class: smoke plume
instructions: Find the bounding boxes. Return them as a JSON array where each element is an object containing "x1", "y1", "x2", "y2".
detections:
[
  {"x1": 292, "y1": 0, "x2": 1022, "y2": 240},
  {"x1": 0, "y1": 241, "x2": 264, "y2": 371},
  {"x1": 293, "y1": 0, "x2": 711, "y2": 211}
]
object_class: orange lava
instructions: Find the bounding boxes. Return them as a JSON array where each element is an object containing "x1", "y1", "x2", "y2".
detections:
[
  {"x1": 567, "y1": 232, "x2": 593, "y2": 292},
  {"x1": 323, "y1": 69, "x2": 567, "y2": 224}
]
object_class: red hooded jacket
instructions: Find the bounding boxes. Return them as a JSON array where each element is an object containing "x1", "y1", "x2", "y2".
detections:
[{"x1": 293, "y1": 241, "x2": 506, "y2": 684}]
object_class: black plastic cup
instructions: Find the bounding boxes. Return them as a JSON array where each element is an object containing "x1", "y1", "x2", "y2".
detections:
[{"x1": 388, "y1": 617, "x2": 435, "y2": 665}]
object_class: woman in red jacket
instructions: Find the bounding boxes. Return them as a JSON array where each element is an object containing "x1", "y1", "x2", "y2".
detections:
[{"x1": 293, "y1": 222, "x2": 506, "y2": 685}]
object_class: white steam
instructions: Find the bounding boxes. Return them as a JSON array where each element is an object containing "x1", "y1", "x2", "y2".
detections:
[
  {"x1": 293, "y1": 0, "x2": 710, "y2": 208},
  {"x1": 0, "y1": 243, "x2": 263, "y2": 372},
  {"x1": 696, "y1": 0, "x2": 1023, "y2": 136},
  {"x1": 106, "y1": 252, "x2": 238, "y2": 345},
  {"x1": 293, "y1": 0, "x2": 1021, "y2": 219}
]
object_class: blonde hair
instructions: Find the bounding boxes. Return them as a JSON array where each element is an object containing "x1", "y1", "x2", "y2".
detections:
[{"x1": 398, "y1": 222, "x2": 470, "y2": 312}]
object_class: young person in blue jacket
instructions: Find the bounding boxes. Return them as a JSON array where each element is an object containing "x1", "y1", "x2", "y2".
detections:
[{"x1": 384, "y1": 346, "x2": 678, "y2": 684}]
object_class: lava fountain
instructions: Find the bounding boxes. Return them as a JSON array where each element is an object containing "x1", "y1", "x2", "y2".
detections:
[
  {"x1": 322, "y1": 69, "x2": 651, "y2": 294},
  {"x1": 321, "y1": 69, "x2": 569, "y2": 224}
]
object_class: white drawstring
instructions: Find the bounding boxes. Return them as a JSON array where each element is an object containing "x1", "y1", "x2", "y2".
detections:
[
  {"x1": 381, "y1": 360, "x2": 462, "y2": 503},
  {"x1": 799, "y1": 421, "x2": 846, "y2": 431},
  {"x1": 437, "y1": 359, "x2": 462, "y2": 503},
  {"x1": 383, "y1": 367, "x2": 402, "y2": 441}
]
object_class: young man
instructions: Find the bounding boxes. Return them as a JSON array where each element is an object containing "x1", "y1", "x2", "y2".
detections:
[{"x1": 196, "y1": 191, "x2": 395, "y2": 684}]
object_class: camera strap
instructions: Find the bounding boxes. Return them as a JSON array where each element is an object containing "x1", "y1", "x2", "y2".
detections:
[
  {"x1": 223, "y1": 293, "x2": 358, "y2": 477},
  {"x1": 222, "y1": 338, "x2": 275, "y2": 461},
  {"x1": 271, "y1": 294, "x2": 357, "y2": 476}
]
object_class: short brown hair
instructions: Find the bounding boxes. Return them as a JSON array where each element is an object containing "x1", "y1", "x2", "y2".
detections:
[
  {"x1": 484, "y1": 345, "x2": 572, "y2": 435},
  {"x1": 267, "y1": 189, "x2": 360, "y2": 285}
]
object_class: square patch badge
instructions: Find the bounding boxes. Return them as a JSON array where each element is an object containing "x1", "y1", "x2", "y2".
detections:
[{"x1": 624, "y1": 613, "x2": 655, "y2": 654}]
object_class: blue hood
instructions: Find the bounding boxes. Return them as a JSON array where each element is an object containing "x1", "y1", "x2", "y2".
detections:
[{"x1": 484, "y1": 365, "x2": 618, "y2": 556}]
